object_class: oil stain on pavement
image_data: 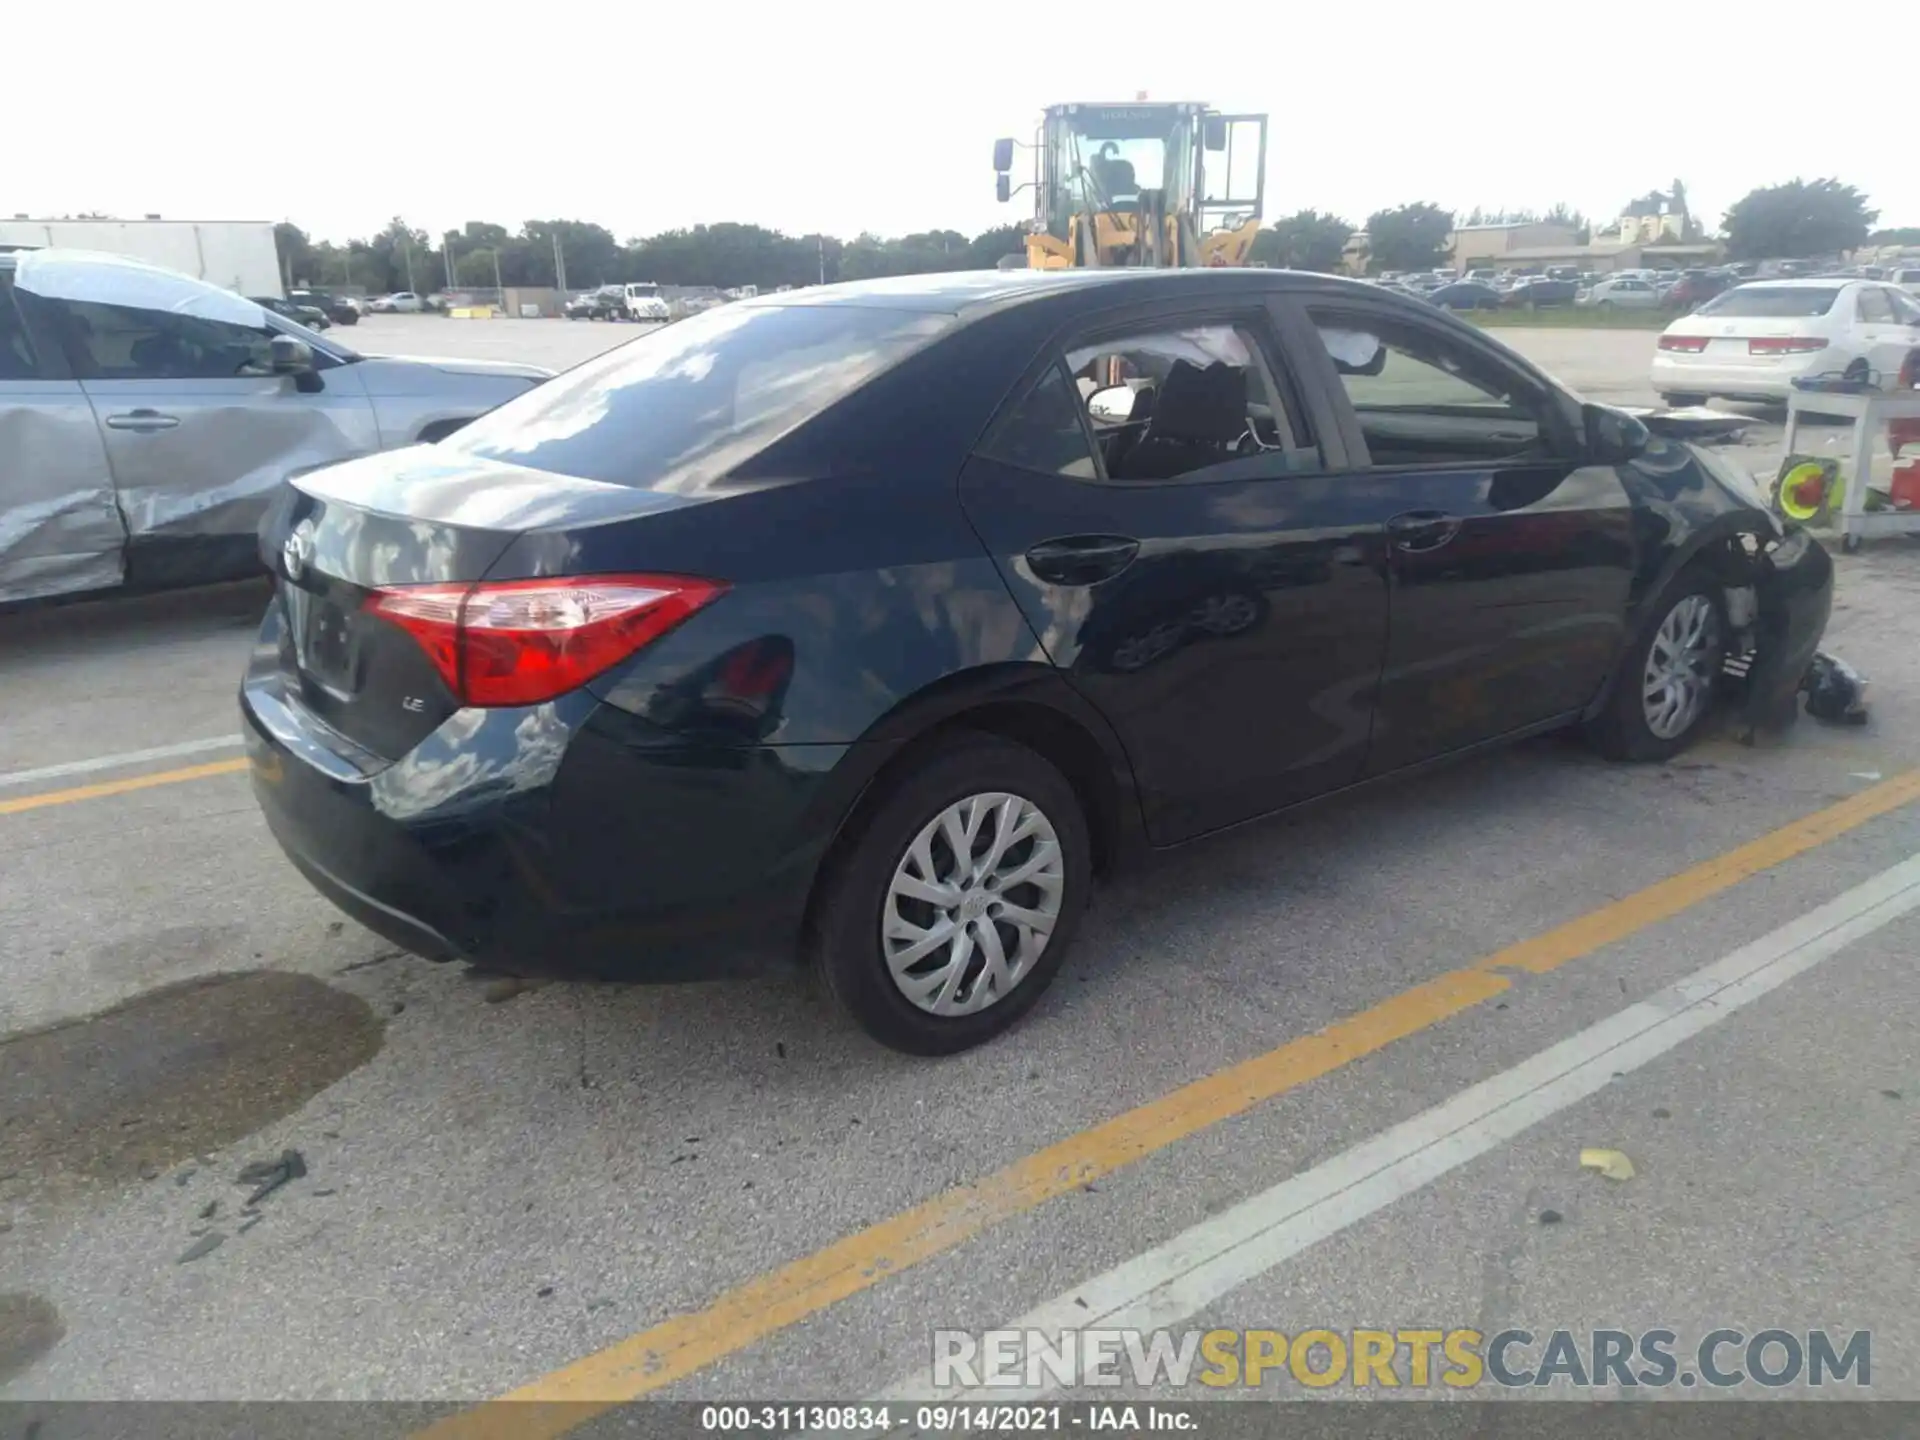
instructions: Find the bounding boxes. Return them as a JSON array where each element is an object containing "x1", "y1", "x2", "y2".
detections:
[
  {"x1": 0, "y1": 1294, "x2": 64, "y2": 1385},
  {"x1": 0, "y1": 971, "x2": 382, "y2": 1195}
]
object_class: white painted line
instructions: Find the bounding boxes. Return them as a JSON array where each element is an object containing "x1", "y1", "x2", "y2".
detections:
[
  {"x1": 0, "y1": 735, "x2": 244, "y2": 789},
  {"x1": 876, "y1": 850, "x2": 1920, "y2": 1409}
]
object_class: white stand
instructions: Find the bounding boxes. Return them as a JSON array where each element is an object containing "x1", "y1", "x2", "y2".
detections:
[{"x1": 1781, "y1": 387, "x2": 1920, "y2": 552}]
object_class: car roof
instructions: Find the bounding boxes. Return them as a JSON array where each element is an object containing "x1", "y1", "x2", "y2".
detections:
[
  {"x1": 1728, "y1": 277, "x2": 1856, "y2": 289},
  {"x1": 733, "y1": 267, "x2": 1382, "y2": 317}
]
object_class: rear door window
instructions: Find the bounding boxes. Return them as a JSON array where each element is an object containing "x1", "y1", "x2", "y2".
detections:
[
  {"x1": 1054, "y1": 316, "x2": 1319, "y2": 482},
  {"x1": 1857, "y1": 288, "x2": 1897, "y2": 325},
  {"x1": 444, "y1": 303, "x2": 951, "y2": 489}
]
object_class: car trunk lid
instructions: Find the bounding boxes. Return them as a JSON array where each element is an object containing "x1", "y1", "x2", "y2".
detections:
[{"x1": 260, "y1": 447, "x2": 694, "y2": 761}]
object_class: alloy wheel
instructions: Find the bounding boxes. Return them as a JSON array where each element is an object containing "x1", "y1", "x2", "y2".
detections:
[
  {"x1": 882, "y1": 791, "x2": 1065, "y2": 1016},
  {"x1": 1642, "y1": 594, "x2": 1721, "y2": 740}
]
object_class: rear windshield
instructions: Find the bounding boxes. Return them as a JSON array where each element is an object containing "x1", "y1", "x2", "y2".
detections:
[
  {"x1": 443, "y1": 303, "x2": 951, "y2": 490},
  {"x1": 1696, "y1": 286, "x2": 1842, "y2": 318}
]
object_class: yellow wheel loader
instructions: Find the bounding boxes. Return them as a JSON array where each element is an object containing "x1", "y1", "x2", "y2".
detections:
[{"x1": 991, "y1": 102, "x2": 1269, "y2": 270}]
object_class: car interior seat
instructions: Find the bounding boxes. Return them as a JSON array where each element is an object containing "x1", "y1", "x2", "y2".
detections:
[{"x1": 1111, "y1": 360, "x2": 1246, "y2": 480}]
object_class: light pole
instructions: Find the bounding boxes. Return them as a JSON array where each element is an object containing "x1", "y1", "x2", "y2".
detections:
[{"x1": 445, "y1": 231, "x2": 459, "y2": 292}]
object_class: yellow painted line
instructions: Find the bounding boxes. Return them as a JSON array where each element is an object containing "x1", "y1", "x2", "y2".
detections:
[
  {"x1": 419, "y1": 769, "x2": 1920, "y2": 1438},
  {"x1": 0, "y1": 757, "x2": 250, "y2": 816}
]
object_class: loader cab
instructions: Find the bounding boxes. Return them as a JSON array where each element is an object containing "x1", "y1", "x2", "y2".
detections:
[{"x1": 994, "y1": 102, "x2": 1268, "y2": 268}]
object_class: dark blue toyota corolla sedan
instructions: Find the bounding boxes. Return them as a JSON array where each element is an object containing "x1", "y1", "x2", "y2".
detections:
[{"x1": 242, "y1": 269, "x2": 1832, "y2": 1053}]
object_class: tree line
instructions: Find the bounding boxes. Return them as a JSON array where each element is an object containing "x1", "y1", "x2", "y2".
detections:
[{"x1": 273, "y1": 178, "x2": 1897, "y2": 296}]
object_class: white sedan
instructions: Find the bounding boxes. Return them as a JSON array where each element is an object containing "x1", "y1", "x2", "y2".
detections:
[
  {"x1": 369, "y1": 291, "x2": 424, "y2": 313},
  {"x1": 1650, "y1": 278, "x2": 1920, "y2": 406},
  {"x1": 1578, "y1": 275, "x2": 1666, "y2": 309}
]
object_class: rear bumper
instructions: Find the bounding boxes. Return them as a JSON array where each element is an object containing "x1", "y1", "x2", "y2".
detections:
[
  {"x1": 1649, "y1": 355, "x2": 1809, "y2": 401},
  {"x1": 241, "y1": 663, "x2": 857, "y2": 982}
]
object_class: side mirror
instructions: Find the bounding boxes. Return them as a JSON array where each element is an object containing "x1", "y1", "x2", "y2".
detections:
[
  {"x1": 1086, "y1": 385, "x2": 1136, "y2": 423},
  {"x1": 996, "y1": 172, "x2": 1011, "y2": 204},
  {"x1": 270, "y1": 334, "x2": 314, "y2": 373},
  {"x1": 992, "y1": 137, "x2": 1014, "y2": 173},
  {"x1": 1585, "y1": 403, "x2": 1650, "y2": 464},
  {"x1": 270, "y1": 334, "x2": 322, "y2": 392},
  {"x1": 1204, "y1": 116, "x2": 1227, "y2": 151}
]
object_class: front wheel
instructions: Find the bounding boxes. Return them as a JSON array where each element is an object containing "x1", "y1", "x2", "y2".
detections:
[
  {"x1": 811, "y1": 733, "x2": 1091, "y2": 1055},
  {"x1": 1585, "y1": 571, "x2": 1727, "y2": 761}
]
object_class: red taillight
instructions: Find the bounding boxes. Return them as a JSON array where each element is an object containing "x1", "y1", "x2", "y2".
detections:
[
  {"x1": 1658, "y1": 335, "x2": 1709, "y2": 353},
  {"x1": 364, "y1": 574, "x2": 727, "y2": 707},
  {"x1": 1748, "y1": 336, "x2": 1828, "y2": 355}
]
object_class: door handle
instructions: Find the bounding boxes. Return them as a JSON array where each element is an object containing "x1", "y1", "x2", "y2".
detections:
[
  {"x1": 1387, "y1": 510, "x2": 1462, "y2": 554},
  {"x1": 1024, "y1": 535, "x2": 1140, "y2": 586},
  {"x1": 105, "y1": 409, "x2": 180, "y2": 432}
]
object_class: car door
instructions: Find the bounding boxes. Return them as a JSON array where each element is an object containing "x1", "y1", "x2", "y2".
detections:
[
  {"x1": 41, "y1": 287, "x2": 380, "y2": 588},
  {"x1": 958, "y1": 299, "x2": 1403, "y2": 845},
  {"x1": 0, "y1": 276, "x2": 127, "y2": 602},
  {"x1": 1297, "y1": 298, "x2": 1637, "y2": 776},
  {"x1": 1853, "y1": 286, "x2": 1914, "y2": 379}
]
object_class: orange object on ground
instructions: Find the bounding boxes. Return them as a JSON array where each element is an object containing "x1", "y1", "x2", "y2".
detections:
[
  {"x1": 1892, "y1": 458, "x2": 1920, "y2": 511},
  {"x1": 1892, "y1": 349, "x2": 1920, "y2": 455}
]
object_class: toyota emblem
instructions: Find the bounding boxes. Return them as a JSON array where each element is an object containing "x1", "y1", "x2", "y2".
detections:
[{"x1": 283, "y1": 523, "x2": 315, "y2": 581}]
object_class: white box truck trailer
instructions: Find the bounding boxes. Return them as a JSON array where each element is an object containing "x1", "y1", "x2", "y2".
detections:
[{"x1": 0, "y1": 218, "x2": 283, "y2": 296}]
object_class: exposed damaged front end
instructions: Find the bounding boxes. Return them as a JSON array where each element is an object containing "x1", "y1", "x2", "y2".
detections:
[{"x1": 1631, "y1": 423, "x2": 1859, "y2": 737}]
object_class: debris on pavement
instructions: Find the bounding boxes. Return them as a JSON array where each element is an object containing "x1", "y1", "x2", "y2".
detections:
[
  {"x1": 481, "y1": 974, "x2": 552, "y2": 1004},
  {"x1": 1579, "y1": 1147, "x2": 1637, "y2": 1182},
  {"x1": 177, "y1": 1233, "x2": 225, "y2": 1264},
  {"x1": 198, "y1": 1199, "x2": 218, "y2": 1220},
  {"x1": 236, "y1": 1149, "x2": 307, "y2": 1206},
  {"x1": 1538, "y1": 1209, "x2": 1564, "y2": 1225},
  {"x1": 0, "y1": 1293, "x2": 64, "y2": 1385},
  {"x1": 1801, "y1": 652, "x2": 1870, "y2": 725}
]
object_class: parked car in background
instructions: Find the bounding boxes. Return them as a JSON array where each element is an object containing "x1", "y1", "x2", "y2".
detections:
[
  {"x1": 1502, "y1": 277, "x2": 1577, "y2": 307},
  {"x1": 369, "y1": 291, "x2": 423, "y2": 313},
  {"x1": 1650, "y1": 278, "x2": 1920, "y2": 406},
  {"x1": 251, "y1": 295, "x2": 331, "y2": 330},
  {"x1": 1661, "y1": 271, "x2": 1733, "y2": 311},
  {"x1": 1890, "y1": 266, "x2": 1920, "y2": 298},
  {"x1": 0, "y1": 249, "x2": 552, "y2": 605},
  {"x1": 1426, "y1": 280, "x2": 1504, "y2": 310},
  {"x1": 240, "y1": 267, "x2": 1832, "y2": 1054},
  {"x1": 1578, "y1": 276, "x2": 1665, "y2": 310},
  {"x1": 565, "y1": 286, "x2": 625, "y2": 320},
  {"x1": 288, "y1": 289, "x2": 361, "y2": 326}
]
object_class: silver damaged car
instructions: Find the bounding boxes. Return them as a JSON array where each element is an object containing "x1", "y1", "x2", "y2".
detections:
[{"x1": 0, "y1": 249, "x2": 551, "y2": 604}]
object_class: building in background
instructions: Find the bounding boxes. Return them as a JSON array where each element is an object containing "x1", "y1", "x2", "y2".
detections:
[
  {"x1": 1447, "y1": 222, "x2": 1580, "y2": 273},
  {"x1": 0, "y1": 218, "x2": 282, "y2": 296}
]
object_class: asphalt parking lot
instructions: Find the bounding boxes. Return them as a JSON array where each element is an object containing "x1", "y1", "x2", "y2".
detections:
[{"x1": 3, "y1": 316, "x2": 1918, "y2": 1422}]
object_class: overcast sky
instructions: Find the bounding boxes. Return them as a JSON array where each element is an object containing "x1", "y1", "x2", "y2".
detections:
[{"x1": 13, "y1": 3, "x2": 1913, "y2": 245}]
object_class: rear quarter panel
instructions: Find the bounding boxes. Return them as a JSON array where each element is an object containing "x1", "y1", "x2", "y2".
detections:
[{"x1": 356, "y1": 360, "x2": 543, "y2": 446}]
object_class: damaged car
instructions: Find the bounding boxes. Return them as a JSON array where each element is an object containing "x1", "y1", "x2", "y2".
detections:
[
  {"x1": 0, "y1": 249, "x2": 551, "y2": 605},
  {"x1": 241, "y1": 269, "x2": 1832, "y2": 1055}
]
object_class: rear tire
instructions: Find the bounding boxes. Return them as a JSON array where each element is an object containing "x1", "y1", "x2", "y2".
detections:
[
  {"x1": 810, "y1": 733, "x2": 1092, "y2": 1055},
  {"x1": 1585, "y1": 568, "x2": 1727, "y2": 761}
]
